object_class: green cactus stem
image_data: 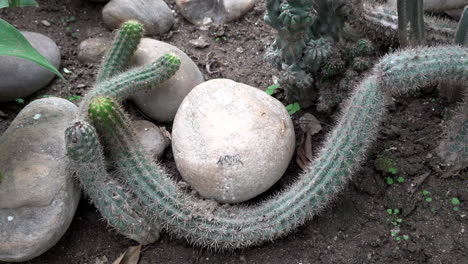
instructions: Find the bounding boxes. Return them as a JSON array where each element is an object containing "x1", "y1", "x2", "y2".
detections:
[
  {"x1": 361, "y1": 1, "x2": 457, "y2": 44},
  {"x1": 65, "y1": 120, "x2": 159, "y2": 244},
  {"x1": 397, "y1": 0, "x2": 425, "y2": 47},
  {"x1": 85, "y1": 46, "x2": 466, "y2": 250},
  {"x1": 79, "y1": 53, "x2": 181, "y2": 118},
  {"x1": 96, "y1": 20, "x2": 144, "y2": 84},
  {"x1": 455, "y1": 6, "x2": 468, "y2": 46}
]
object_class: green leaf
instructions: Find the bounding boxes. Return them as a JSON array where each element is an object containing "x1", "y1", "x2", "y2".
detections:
[
  {"x1": 265, "y1": 84, "x2": 279, "y2": 95},
  {"x1": 388, "y1": 167, "x2": 398, "y2": 175},
  {"x1": 15, "y1": 98, "x2": 24, "y2": 104},
  {"x1": 1, "y1": 0, "x2": 38, "y2": 8},
  {"x1": 397, "y1": 176, "x2": 405, "y2": 183},
  {"x1": 0, "y1": 18, "x2": 66, "y2": 83},
  {"x1": 425, "y1": 197, "x2": 432, "y2": 202},
  {"x1": 0, "y1": 0, "x2": 9, "y2": 8},
  {"x1": 286, "y1": 102, "x2": 301, "y2": 115},
  {"x1": 387, "y1": 209, "x2": 393, "y2": 214},
  {"x1": 453, "y1": 207, "x2": 459, "y2": 212},
  {"x1": 422, "y1": 190, "x2": 429, "y2": 196},
  {"x1": 386, "y1": 177, "x2": 394, "y2": 185}
]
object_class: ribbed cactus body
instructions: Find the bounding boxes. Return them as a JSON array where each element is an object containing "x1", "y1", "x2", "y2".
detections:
[
  {"x1": 96, "y1": 20, "x2": 144, "y2": 83},
  {"x1": 377, "y1": 46, "x2": 467, "y2": 96},
  {"x1": 65, "y1": 120, "x2": 158, "y2": 244},
  {"x1": 90, "y1": 54, "x2": 180, "y2": 102}
]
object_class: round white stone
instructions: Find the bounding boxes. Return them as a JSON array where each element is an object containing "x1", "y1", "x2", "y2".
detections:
[{"x1": 172, "y1": 79, "x2": 295, "y2": 203}]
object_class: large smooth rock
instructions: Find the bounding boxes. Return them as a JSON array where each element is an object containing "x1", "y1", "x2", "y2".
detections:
[
  {"x1": 0, "y1": 32, "x2": 60, "y2": 102},
  {"x1": 102, "y1": 0, "x2": 175, "y2": 35},
  {"x1": 0, "y1": 98, "x2": 80, "y2": 262},
  {"x1": 172, "y1": 79, "x2": 295, "y2": 203},
  {"x1": 176, "y1": 0, "x2": 255, "y2": 25},
  {"x1": 130, "y1": 38, "x2": 204, "y2": 122},
  {"x1": 133, "y1": 120, "x2": 169, "y2": 160},
  {"x1": 78, "y1": 37, "x2": 112, "y2": 64}
]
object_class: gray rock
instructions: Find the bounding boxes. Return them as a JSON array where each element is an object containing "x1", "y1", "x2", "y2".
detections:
[
  {"x1": 175, "y1": 0, "x2": 255, "y2": 25},
  {"x1": 130, "y1": 38, "x2": 204, "y2": 122},
  {"x1": 78, "y1": 37, "x2": 112, "y2": 64},
  {"x1": 0, "y1": 98, "x2": 80, "y2": 262},
  {"x1": 102, "y1": 0, "x2": 175, "y2": 35},
  {"x1": 172, "y1": 79, "x2": 295, "y2": 203},
  {"x1": 133, "y1": 120, "x2": 169, "y2": 160},
  {"x1": 0, "y1": 32, "x2": 61, "y2": 102}
]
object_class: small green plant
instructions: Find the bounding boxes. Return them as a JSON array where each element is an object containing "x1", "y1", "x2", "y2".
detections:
[
  {"x1": 422, "y1": 190, "x2": 433, "y2": 202},
  {"x1": 397, "y1": 176, "x2": 405, "y2": 183},
  {"x1": 451, "y1": 197, "x2": 461, "y2": 212},
  {"x1": 15, "y1": 98, "x2": 24, "y2": 104},
  {"x1": 285, "y1": 102, "x2": 301, "y2": 115},
  {"x1": 387, "y1": 208, "x2": 403, "y2": 226},
  {"x1": 386, "y1": 177, "x2": 394, "y2": 185},
  {"x1": 215, "y1": 36, "x2": 227, "y2": 41},
  {"x1": 265, "y1": 84, "x2": 280, "y2": 95},
  {"x1": 68, "y1": 95, "x2": 82, "y2": 101}
]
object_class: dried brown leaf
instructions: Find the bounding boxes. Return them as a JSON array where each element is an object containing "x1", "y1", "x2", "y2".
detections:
[{"x1": 112, "y1": 245, "x2": 142, "y2": 264}]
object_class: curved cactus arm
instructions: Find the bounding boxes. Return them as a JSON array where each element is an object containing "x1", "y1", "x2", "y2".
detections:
[
  {"x1": 88, "y1": 77, "x2": 388, "y2": 249},
  {"x1": 65, "y1": 120, "x2": 159, "y2": 245},
  {"x1": 377, "y1": 46, "x2": 467, "y2": 96},
  {"x1": 79, "y1": 53, "x2": 181, "y2": 118},
  {"x1": 96, "y1": 20, "x2": 144, "y2": 84}
]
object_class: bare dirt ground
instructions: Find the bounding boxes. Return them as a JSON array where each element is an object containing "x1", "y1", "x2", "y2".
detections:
[{"x1": 1, "y1": 0, "x2": 467, "y2": 263}]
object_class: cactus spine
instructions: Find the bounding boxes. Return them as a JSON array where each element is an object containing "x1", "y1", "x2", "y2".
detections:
[
  {"x1": 66, "y1": 20, "x2": 181, "y2": 242},
  {"x1": 78, "y1": 46, "x2": 467, "y2": 249}
]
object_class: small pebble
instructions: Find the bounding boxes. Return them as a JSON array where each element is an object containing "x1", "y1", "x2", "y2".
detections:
[
  {"x1": 40, "y1": 20, "x2": 51, "y2": 27},
  {"x1": 188, "y1": 36, "x2": 210, "y2": 49}
]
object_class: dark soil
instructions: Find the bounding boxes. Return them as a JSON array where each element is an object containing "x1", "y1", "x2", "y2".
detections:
[{"x1": 1, "y1": 1, "x2": 467, "y2": 263}]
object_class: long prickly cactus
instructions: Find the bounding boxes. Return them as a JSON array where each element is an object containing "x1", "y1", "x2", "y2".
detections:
[
  {"x1": 65, "y1": 121, "x2": 158, "y2": 244},
  {"x1": 77, "y1": 45, "x2": 467, "y2": 249},
  {"x1": 66, "y1": 20, "x2": 181, "y2": 243}
]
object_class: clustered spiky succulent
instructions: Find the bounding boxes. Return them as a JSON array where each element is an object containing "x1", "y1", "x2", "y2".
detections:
[
  {"x1": 65, "y1": 18, "x2": 468, "y2": 251},
  {"x1": 264, "y1": 0, "x2": 377, "y2": 111}
]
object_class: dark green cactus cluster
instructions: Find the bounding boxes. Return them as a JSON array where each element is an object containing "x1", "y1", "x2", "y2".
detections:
[
  {"x1": 66, "y1": 41, "x2": 467, "y2": 249},
  {"x1": 66, "y1": 20, "x2": 181, "y2": 244},
  {"x1": 264, "y1": 0, "x2": 377, "y2": 111}
]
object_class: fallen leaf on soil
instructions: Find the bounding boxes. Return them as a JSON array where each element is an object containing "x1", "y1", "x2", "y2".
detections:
[
  {"x1": 112, "y1": 245, "x2": 142, "y2": 264},
  {"x1": 296, "y1": 113, "x2": 322, "y2": 170},
  {"x1": 95, "y1": 255, "x2": 108, "y2": 264}
]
